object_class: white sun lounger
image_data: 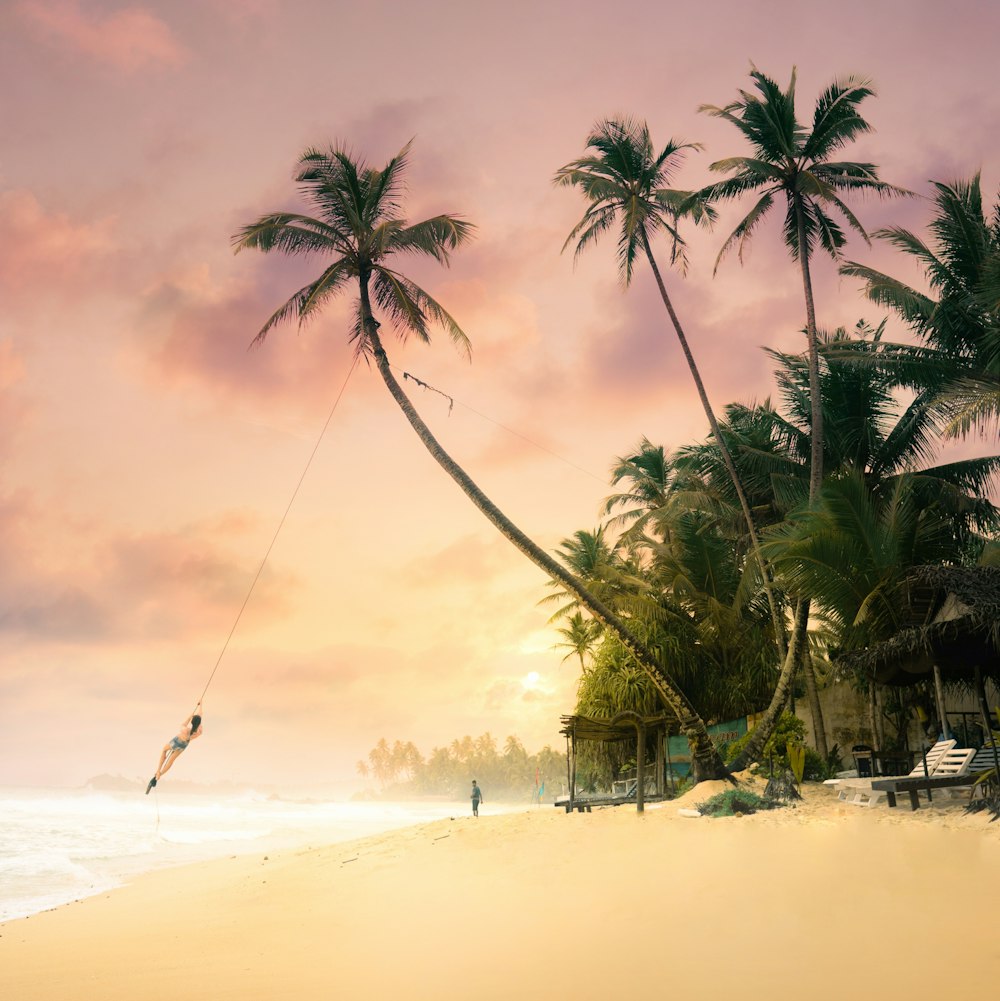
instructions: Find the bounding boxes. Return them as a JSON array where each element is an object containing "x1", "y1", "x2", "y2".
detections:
[
  {"x1": 835, "y1": 739, "x2": 956, "y2": 807},
  {"x1": 869, "y1": 745, "x2": 978, "y2": 809}
]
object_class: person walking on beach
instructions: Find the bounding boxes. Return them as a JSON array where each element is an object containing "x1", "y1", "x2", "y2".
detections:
[
  {"x1": 471, "y1": 780, "x2": 483, "y2": 817},
  {"x1": 146, "y1": 703, "x2": 203, "y2": 793}
]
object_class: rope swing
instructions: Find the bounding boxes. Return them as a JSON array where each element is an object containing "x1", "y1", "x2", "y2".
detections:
[{"x1": 197, "y1": 353, "x2": 360, "y2": 705}]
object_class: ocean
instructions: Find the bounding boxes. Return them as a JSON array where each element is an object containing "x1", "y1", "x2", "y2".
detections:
[{"x1": 0, "y1": 787, "x2": 487, "y2": 923}]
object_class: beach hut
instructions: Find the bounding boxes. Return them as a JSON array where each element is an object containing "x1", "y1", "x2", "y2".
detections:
[
  {"x1": 839, "y1": 565, "x2": 1000, "y2": 763},
  {"x1": 558, "y1": 711, "x2": 672, "y2": 813}
]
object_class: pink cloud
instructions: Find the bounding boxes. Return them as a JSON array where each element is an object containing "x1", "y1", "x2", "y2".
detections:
[
  {"x1": 140, "y1": 266, "x2": 366, "y2": 413},
  {"x1": 19, "y1": 1, "x2": 186, "y2": 72},
  {"x1": 0, "y1": 340, "x2": 32, "y2": 460},
  {"x1": 0, "y1": 189, "x2": 119, "y2": 301},
  {"x1": 0, "y1": 493, "x2": 294, "y2": 644}
]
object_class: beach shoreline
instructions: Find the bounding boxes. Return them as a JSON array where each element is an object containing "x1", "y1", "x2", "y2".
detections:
[{"x1": 3, "y1": 781, "x2": 999, "y2": 1000}]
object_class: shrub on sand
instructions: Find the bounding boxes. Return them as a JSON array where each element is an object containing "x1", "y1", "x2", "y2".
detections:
[{"x1": 694, "y1": 788, "x2": 785, "y2": 817}]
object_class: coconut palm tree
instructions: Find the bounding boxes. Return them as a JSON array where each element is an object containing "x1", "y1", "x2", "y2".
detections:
[
  {"x1": 554, "y1": 612, "x2": 602, "y2": 674},
  {"x1": 699, "y1": 67, "x2": 905, "y2": 769},
  {"x1": 765, "y1": 469, "x2": 992, "y2": 658},
  {"x1": 602, "y1": 438, "x2": 678, "y2": 539},
  {"x1": 839, "y1": 174, "x2": 1000, "y2": 439},
  {"x1": 234, "y1": 141, "x2": 729, "y2": 781},
  {"x1": 685, "y1": 321, "x2": 1000, "y2": 757},
  {"x1": 555, "y1": 118, "x2": 787, "y2": 659},
  {"x1": 757, "y1": 324, "x2": 1000, "y2": 552},
  {"x1": 699, "y1": 67, "x2": 905, "y2": 499}
]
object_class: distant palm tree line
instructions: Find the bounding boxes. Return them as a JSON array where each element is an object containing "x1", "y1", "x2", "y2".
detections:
[
  {"x1": 236, "y1": 65, "x2": 999, "y2": 783},
  {"x1": 356, "y1": 735, "x2": 565, "y2": 800}
]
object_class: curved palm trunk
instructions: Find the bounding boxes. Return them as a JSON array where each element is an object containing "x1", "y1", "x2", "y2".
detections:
[
  {"x1": 730, "y1": 204, "x2": 830, "y2": 769},
  {"x1": 358, "y1": 286, "x2": 729, "y2": 782},
  {"x1": 640, "y1": 231, "x2": 787, "y2": 660},
  {"x1": 728, "y1": 598, "x2": 810, "y2": 771}
]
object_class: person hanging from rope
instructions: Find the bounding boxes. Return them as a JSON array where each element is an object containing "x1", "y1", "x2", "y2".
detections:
[{"x1": 146, "y1": 702, "x2": 204, "y2": 794}]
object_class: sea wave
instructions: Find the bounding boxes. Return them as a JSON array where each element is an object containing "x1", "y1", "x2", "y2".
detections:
[{"x1": 0, "y1": 787, "x2": 479, "y2": 922}]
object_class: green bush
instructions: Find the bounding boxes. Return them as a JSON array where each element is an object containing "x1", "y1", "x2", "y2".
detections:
[
  {"x1": 694, "y1": 788, "x2": 784, "y2": 817},
  {"x1": 722, "y1": 712, "x2": 829, "y2": 776}
]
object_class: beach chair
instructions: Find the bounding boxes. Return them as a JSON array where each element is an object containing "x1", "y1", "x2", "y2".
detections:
[
  {"x1": 941, "y1": 742, "x2": 1000, "y2": 802},
  {"x1": 869, "y1": 745, "x2": 978, "y2": 809},
  {"x1": 835, "y1": 739, "x2": 955, "y2": 807}
]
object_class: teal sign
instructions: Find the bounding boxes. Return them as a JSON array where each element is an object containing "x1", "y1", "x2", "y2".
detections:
[{"x1": 667, "y1": 717, "x2": 748, "y2": 777}]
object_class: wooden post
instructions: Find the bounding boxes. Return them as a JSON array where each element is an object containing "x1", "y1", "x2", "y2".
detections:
[
  {"x1": 655, "y1": 725, "x2": 665, "y2": 797},
  {"x1": 636, "y1": 723, "x2": 646, "y2": 813},
  {"x1": 569, "y1": 733, "x2": 578, "y2": 811},
  {"x1": 974, "y1": 665, "x2": 1000, "y2": 780},
  {"x1": 932, "y1": 662, "x2": 949, "y2": 739}
]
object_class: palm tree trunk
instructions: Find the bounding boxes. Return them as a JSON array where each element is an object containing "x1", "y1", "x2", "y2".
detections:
[
  {"x1": 728, "y1": 598, "x2": 809, "y2": 771},
  {"x1": 794, "y1": 202, "x2": 825, "y2": 501},
  {"x1": 729, "y1": 205, "x2": 831, "y2": 769},
  {"x1": 358, "y1": 287, "x2": 730, "y2": 782},
  {"x1": 640, "y1": 230, "x2": 787, "y2": 662},
  {"x1": 801, "y1": 640, "x2": 829, "y2": 760}
]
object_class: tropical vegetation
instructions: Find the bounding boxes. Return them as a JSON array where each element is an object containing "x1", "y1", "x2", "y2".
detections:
[
  {"x1": 839, "y1": 174, "x2": 1000, "y2": 439},
  {"x1": 696, "y1": 66, "x2": 907, "y2": 768},
  {"x1": 237, "y1": 64, "x2": 999, "y2": 790},
  {"x1": 235, "y1": 141, "x2": 729, "y2": 780}
]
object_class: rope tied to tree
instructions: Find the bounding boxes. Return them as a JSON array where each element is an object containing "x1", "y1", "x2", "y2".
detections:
[{"x1": 402, "y1": 370, "x2": 454, "y2": 415}]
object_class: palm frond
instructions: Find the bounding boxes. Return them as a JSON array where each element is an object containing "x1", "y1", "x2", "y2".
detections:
[
  {"x1": 232, "y1": 213, "x2": 349, "y2": 256},
  {"x1": 391, "y1": 214, "x2": 477, "y2": 261},
  {"x1": 713, "y1": 191, "x2": 774, "y2": 273},
  {"x1": 249, "y1": 260, "x2": 354, "y2": 346},
  {"x1": 370, "y1": 267, "x2": 472, "y2": 358},
  {"x1": 803, "y1": 77, "x2": 876, "y2": 160}
]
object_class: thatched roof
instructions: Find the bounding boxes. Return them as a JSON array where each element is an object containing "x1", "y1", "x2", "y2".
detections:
[
  {"x1": 559, "y1": 712, "x2": 672, "y2": 744},
  {"x1": 839, "y1": 565, "x2": 1000, "y2": 686}
]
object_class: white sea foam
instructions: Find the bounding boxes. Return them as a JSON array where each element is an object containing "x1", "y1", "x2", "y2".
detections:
[{"x1": 0, "y1": 787, "x2": 488, "y2": 922}]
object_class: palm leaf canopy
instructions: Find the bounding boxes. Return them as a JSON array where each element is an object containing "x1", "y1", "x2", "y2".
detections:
[
  {"x1": 233, "y1": 141, "x2": 475, "y2": 356},
  {"x1": 841, "y1": 176, "x2": 999, "y2": 359},
  {"x1": 554, "y1": 117, "x2": 713, "y2": 283},
  {"x1": 698, "y1": 67, "x2": 906, "y2": 267},
  {"x1": 839, "y1": 175, "x2": 1000, "y2": 437}
]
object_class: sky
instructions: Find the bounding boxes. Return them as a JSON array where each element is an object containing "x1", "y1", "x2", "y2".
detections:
[{"x1": 1, "y1": 0, "x2": 997, "y2": 794}]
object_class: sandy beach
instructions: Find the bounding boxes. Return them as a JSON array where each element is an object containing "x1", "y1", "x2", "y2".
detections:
[{"x1": 3, "y1": 779, "x2": 999, "y2": 1001}]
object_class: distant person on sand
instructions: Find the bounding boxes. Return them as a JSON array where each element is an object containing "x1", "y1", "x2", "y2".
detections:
[
  {"x1": 146, "y1": 703, "x2": 203, "y2": 794},
  {"x1": 471, "y1": 780, "x2": 483, "y2": 817}
]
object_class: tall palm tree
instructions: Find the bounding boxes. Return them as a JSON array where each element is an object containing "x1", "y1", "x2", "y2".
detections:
[
  {"x1": 234, "y1": 141, "x2": 729, "y2": 781},
  {"x1": 840, "y1": 174, "x2": 1000, "y2": 439},
  {"x1": 555, "y1": 117, "x2": 787, "y2": 661},
  {"x1": 700, "y1": 67, "x2": 904, "y2": 499},
  {"x1": 699, "y1": 67, "x2": 904, "y2": 768}
]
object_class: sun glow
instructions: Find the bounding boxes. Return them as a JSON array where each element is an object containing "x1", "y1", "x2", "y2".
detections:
[{"x1": 521, "y1": 671, "x2": 541, "y2": 691}]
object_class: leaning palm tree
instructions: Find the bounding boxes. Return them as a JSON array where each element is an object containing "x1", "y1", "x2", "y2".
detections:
[
  {"x1": 555, "y1": 117, "x2": 787, "y2": 661},
  {"x1": 699, "y1": 67, "x2": 905, "y2": 768},
  {"x1": 234, "y1": 141, "x2": 729, "y2": 780}
]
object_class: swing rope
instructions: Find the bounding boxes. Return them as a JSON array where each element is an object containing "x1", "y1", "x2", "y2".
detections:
[{"x1": 196, "y1": 353, "x2": 360, "y2": 706}]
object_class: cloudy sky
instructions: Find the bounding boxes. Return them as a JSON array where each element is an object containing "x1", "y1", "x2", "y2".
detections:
[{"x1": 1, "y1": 0, "x2": 996, "y2": 793}]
